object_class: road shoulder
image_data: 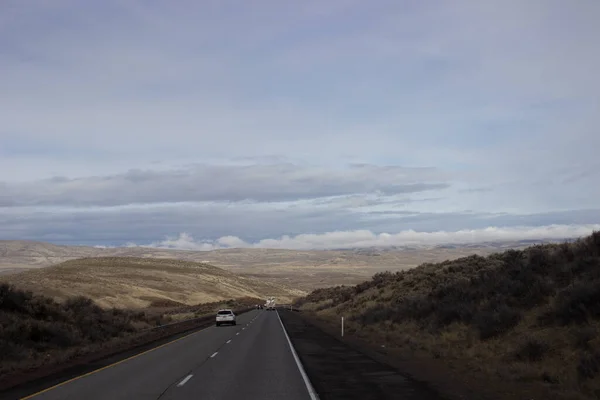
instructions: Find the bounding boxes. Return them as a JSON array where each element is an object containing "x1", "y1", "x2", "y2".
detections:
[{"x1": 278, "y1": 309, "x2": 448, "y2": 400}]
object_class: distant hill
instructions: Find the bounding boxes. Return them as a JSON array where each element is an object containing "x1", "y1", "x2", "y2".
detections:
[
  {"x1": 296, "y1": 232, "x2": 600, "y2": 400},
  {"x1": 0, "y1": 257, "x2": 303, "y2": 308},
  {"x1": 0, "y1": 239, "x2": 540, "y2": 291},
  {"x1": 334, "y1": 238, "x2": 570, "y2": 251}
]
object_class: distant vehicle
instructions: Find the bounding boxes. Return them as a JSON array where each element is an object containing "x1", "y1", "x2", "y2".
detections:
[
  {"x1": 265, "y1": 297, "x2": 276, "y2": 311},
  {"x1": 215, "y1": 309, "x2": 236, "y2": 326},
  {"x1": 256, "y1": 304, "x2": 263, "y2": 309}
]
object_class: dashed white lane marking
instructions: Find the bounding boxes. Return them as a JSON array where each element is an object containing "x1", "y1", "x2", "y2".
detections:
[
  {"x1": 226, "y1": 339, "x2": 232, "y2": 344},
  {"x1": 236, "y1": 332, "x2": 240, "y2": 335},
  {"x1": 177, "y1": 375, "x2": 193, "y2": 387},
  {"x1": 210, "y1": 352, "x2": 218, "y2": 358}
]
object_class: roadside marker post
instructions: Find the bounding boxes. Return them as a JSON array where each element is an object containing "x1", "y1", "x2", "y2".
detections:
[{"x1": 341, "y1": 316, "x2": 344, "y2": 337}]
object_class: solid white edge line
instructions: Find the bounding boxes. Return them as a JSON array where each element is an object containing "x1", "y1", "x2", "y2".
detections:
[
  {"x1": 210, "y1": 352, "x2": 218, "y2": 358},
  {"x1": 177, "y1": 374, "x2": 193, "y2": 387},
  {"x1": 276, "y1": 310, "x2": 319, "y2": 400}
]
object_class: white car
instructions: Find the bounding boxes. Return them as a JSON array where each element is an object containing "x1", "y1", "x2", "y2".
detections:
[{"x1": 215, "y1": 309, "x2": 236, "y2": 326}]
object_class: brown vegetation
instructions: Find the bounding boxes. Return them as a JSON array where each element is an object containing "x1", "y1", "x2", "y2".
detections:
[
  {"x1": 0, "y1": 283, "x2": 168, "y2": 377},
  {"x1": 296, "y1": 232, "x2": 600, "y2": 400},
  {"x1": 1, "y1": 239, "x2": 535, "y2": 291},
  {"x1": 0, "y1": 282, "x2": 261, "y2": 385},
  {"x1": 1, "y1": 257, "x2": 302, "y2": 308}
]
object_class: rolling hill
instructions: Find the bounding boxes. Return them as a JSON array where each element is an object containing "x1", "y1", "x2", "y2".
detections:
[
  {"x1": 296, "y1": 232, "x2": 600, "y2": 400},
  {"x1": 0, "y1": 239, "x2": 543, "y2": 291},
  {"x1": 1, "y1": 257, "x2": 303, "y2": 308}
]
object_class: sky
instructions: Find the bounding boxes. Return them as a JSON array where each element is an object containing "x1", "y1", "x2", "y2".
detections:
[{"x1": 1, "y1": 0, "x2": 600, "y2": 250}]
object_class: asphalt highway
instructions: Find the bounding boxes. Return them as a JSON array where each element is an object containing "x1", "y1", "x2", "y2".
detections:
[{"x1": 19, "y1": 310, "x2": 315, "y2": 400}]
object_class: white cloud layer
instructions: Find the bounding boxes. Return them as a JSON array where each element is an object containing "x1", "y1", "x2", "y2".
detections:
[{"x1": 138, "y1": 225, "x2": 600, "y2": 251}]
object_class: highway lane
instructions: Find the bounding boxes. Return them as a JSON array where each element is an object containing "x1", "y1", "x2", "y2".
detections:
[
  {"x1": 160, "y1": 309, "x2": 313, "y2": 400},
  {"x1": 19, "y1": 309, "x2": 314, "y2": 400}
]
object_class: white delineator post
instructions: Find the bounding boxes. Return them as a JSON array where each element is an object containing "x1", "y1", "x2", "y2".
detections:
[{"x1": 341, "y1": 316, "x2": 344, "y2": 337}]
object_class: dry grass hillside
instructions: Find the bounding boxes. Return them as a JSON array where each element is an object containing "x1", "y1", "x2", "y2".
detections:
[
  {"x1": 296, "y1": 232, "x2": 600, "y2": 400},
  {"x1": 0, "y1": 283, "x2": 167, "y2": 377},
  {"x1": 1, "y1": 257, "x2": 303, "y2": 308},
  {"x1": 0, "y1": 283, "x2": 261, "y2": 379},
  {"x1": 0, "y1": 240, "x2": 537, "y2": 291}
]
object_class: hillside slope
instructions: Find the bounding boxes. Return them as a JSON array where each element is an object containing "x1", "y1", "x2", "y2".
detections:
[
  {"x1": 0, "y1": 241, "x2": 106, "y2": 272},
  {"x1": 0, "y1": 283, "x2": 166, "y2": 377},
  {"x1": 0, "y1": 283, "x2": 261, "y2": 382},
  {"x1": 297, "y1": 232, "x2": 600, "y2": 400},
  {"x1": 1, "y1": 257, "x2": 303, "y2": 308},
  {"x1": 0, "y1": 240, "x2": 538, "y2": 290}
]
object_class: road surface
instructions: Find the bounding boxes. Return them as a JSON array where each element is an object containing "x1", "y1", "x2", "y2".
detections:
[
  {"x1": 279, "y1": 310, "x2": 447, "y2": 400},
  {"x1": 17, "y1": 310, "x2": 314, "y2": 400}
]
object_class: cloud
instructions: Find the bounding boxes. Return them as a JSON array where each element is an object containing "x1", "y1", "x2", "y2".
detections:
[
  {"x1": 0, "y1": 163, "x2": 448, "y2": 207},
  {"x1": 1, "y1": 1, "x2": 599, "y2": 246},
  {"x1": 140, "y1": 224, "x2": 600, "y2": 251},
  {"x1": 2, "y1": 202, "x2": 600, "y2": 248}
]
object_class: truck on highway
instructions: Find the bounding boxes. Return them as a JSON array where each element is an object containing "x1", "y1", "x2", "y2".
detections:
[{"x1": 265, "y1": 296, "x2": 276, "y2": 311}]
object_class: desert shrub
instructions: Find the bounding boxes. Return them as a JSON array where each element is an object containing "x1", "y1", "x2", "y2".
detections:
[
  {"x1": 542, "y1": 372, "x2": 559, "y2": 384},
  {"x1": 473, "y1": 304, "x2": 522, "y2": 340},
  {"x1": 393, "y1": 296, "x2": 436, "y2": 323},
  {"x1": 64, "y1": 296, "x2": 102, "y2": 314},
  {"x1": 372, "y1": 271, "x2": 394, "y2": 288},
  {"x1": 569, "y1": 256, "x2": 600, "y2": 283},
  {"x1": 558, "y1": 242, "x2": 576, "y2": 263},
  {"x1": 355, "y1": 306, "x2": 395, "y2": 325},
  {"x1": 26, "y1": 320, "x2": 81, "y2": 348},
  {"x1": 298, "y1": 286, "x2": 354, "y2": 307},
  {"x1": 553, "y1": 282, "x2": 600, "y2": 325},
  {"x1": 576, "y1": 231, "x2": 600, "y2": 258},
  {"x1": 433, "y1": 302, "x2": 476, "y2": 327},
  {"x1": 315, "y1": 300, "x2": 334, "y2": 312},
  {"x1": 0, "y1": 283, "x2": 32, "y2": 313},
  {"x1": 513, "y1": 337, "x2": 549, "y2": 362},
  {"x1": 527, "y1": 245, "x2": 552, "y2": 273},
  {"x1": 577, "y1": 352, "x2": 600, "y2": 380},
  {"x1": 0, "y1": 339, "x2": 27, "y2": 360},
  {"x1": 0, "y1": 285, "x2": 153, "y2": 364},
  {"x1": 354, "y1": 281, "x2": 372, "y2": 294},
  {"x1": 571, "y1": 326, "x2": 597, "y2": 350}
]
